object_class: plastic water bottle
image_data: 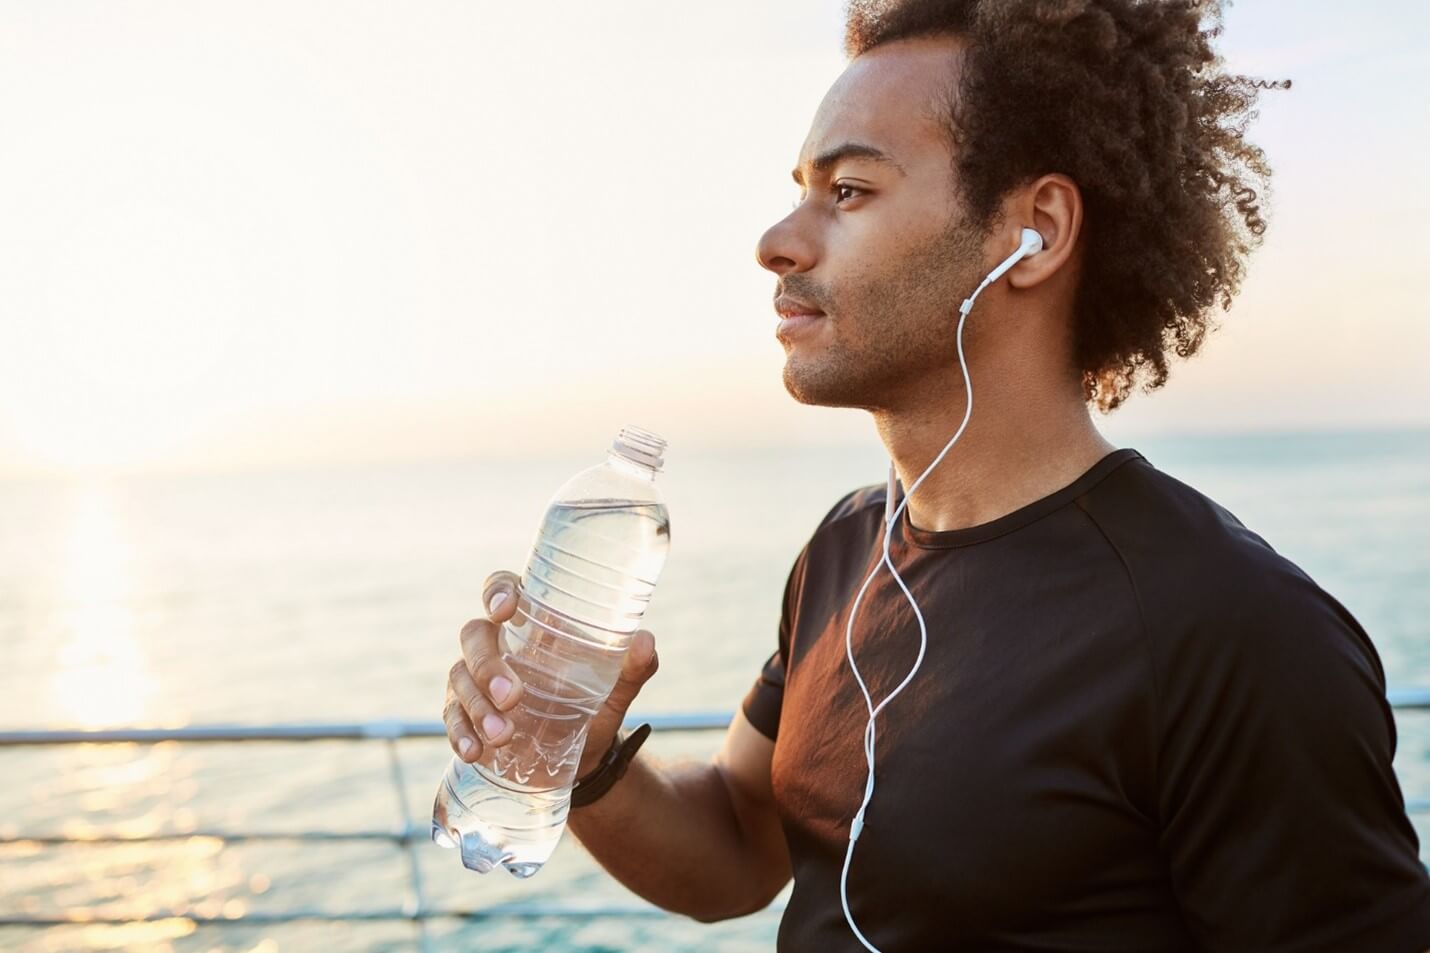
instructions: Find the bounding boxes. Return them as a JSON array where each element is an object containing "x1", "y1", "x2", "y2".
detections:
[{"x1": 431, "y1": 425, "x2": 672, "y2": 877}]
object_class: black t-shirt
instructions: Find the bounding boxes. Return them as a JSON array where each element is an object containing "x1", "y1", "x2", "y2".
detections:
[{"x1": 742, "y1": 448, "x2": 1430, "y2": 952}]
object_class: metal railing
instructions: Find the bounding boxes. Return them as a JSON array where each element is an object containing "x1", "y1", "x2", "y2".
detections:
[
  {"x1": 0, "y1": 711, "x2": 739, "y2": 951},
  {"x1": 4, "y1": 690, "x2": 1430, "y2": 949}
]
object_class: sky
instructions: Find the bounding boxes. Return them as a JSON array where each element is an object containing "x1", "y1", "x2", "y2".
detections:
[{"x1": 0, "y1": 1, "x2": 1426, "y2": 477}]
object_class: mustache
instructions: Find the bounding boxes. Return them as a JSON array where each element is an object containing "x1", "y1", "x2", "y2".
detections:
[{"x1": 774, "y1": 279, "x2": 831, "y2": 313}]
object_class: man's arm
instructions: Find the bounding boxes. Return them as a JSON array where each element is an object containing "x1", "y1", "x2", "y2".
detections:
[
  {"x1": 1147, "y1": 561, "x2": 1430, "y2": 949},
  {"x1": 567, "y1": 710, "x2": 790, "y2": 922}
]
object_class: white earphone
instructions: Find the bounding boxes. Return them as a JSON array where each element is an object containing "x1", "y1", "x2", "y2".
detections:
[
  {"x1": 958, "y1": 226, "x2": 1045, "y2": 316},
  {"x1": 841, "y1": 227, "x2": 1046, "y2": 953}
]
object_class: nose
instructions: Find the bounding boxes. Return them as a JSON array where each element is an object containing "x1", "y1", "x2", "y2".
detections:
[{"x1": 755, "y1": 209, "x2": 817, "y2": 276}]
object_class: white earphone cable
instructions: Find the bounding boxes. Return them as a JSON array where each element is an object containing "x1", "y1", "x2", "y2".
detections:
[{"x1": 837, "y1": 271, "x2": 996, "y2": 953}]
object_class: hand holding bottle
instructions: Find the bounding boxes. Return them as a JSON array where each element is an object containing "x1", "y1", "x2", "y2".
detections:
[{"x1": 444, "y1": 570, "x2": 661, "y2": 778}]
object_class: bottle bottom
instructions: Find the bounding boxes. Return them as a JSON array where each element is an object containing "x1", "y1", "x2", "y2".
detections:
[{"x1": 430, "y1": 756, "x2": 571, "y2": 878}]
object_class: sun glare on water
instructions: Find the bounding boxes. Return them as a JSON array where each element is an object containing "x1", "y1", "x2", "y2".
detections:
[{"x1": 50, "y1": 485, "x2": 159, "y2": 728}]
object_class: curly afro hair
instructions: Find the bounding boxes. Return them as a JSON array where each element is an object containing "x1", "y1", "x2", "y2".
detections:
[{"x1": 844, "y1": 0, "x2": 1288, "y2": 411}]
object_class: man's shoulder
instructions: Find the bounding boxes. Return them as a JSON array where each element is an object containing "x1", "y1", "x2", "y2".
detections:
[
  {"x1": 1086, "y1": 455, "x2": 1379, "y2": 680},
  {"x1": 779, "y1": 483, "x2": 889, "y2": 583},
  {"x1": 1082, "y1": 453, "x2": 1298, "y2": 589},
  {"x1": 814, "y1": 482, "x2": 888, "y2": 534}
]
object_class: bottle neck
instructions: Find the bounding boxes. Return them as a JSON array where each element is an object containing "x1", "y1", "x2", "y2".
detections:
[{"x1": 606, "y1": 450, "x2": 657, "y2": 481}]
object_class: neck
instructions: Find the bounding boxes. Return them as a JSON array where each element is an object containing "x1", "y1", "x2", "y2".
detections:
[{"x1": 872, "y1": 361, "x2": 1117, "y2": 535}]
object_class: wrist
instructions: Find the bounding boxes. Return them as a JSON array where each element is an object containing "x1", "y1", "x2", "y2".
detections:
[{"x1": 571, "y1": 723, "x2": 651, "y2": 809}]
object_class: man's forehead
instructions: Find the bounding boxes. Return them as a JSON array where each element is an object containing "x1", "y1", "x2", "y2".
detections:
[{"x1": 795, "y1": 36, "x2": 964, "y2": 174}]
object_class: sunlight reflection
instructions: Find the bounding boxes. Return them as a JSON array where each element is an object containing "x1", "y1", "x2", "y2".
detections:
[
  {"x1": 50, "y1": 484, "x2": 157, "y2": 728},
  {"x1": 53, "y1": 918, "x2": 196, "y2": 952}
]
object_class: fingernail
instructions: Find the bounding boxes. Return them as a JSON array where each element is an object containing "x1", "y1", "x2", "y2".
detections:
[
  {"x1": 490, "y1": 676, "x2": 512, "y2": 704},
  {"x1": 458, "y1": 737, "x2": 474, "y2": 758},
  {"x1": 483, "y1": 713, "x2": 506, "y2": 739},
  {"x1": 489, "y1": 591, "x2": 510, "y2": 614}
]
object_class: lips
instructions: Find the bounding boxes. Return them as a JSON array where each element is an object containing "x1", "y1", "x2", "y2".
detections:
[
  {"x1": 775, "y1": 308, "x2": 826, "y2": 346},
  {"x1": 773, "y1": 293, "x2": 827, "y2": 344},
  {"x1": 773, "y1": 295, "x2": 825, "y2": 319}
]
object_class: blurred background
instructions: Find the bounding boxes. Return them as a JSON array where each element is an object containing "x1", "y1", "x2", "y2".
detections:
[{"x1": 1, "y1": 1, "x2": 1427, "y2": 951}]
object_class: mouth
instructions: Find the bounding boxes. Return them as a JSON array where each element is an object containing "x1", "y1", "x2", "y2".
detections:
[
  {"x1": 775, "y1": 312, "x2": 826, "y2": 342},
  {"x1": 774, "y1": 296, "x2": 827, "y2": 343}
]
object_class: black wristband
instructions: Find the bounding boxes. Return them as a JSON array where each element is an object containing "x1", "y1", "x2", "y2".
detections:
[{"x1": 570, "y1": 723, "x2": 651, "y2": 809}]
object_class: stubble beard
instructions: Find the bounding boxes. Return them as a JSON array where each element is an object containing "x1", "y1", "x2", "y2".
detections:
[{"x1": 781, "y1": 218, "x2": 984, "y2": 412}]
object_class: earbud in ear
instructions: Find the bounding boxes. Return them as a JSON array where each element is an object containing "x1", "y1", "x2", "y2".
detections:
[{"x1": 960, "y1": 227, "x2": 1048, "y2": 315}]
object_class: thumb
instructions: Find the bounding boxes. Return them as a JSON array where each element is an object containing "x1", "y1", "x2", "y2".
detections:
[
  {"x1": 579, "y1": 630, "x2": 658, "y2": 777},
  {"x1": 603, "y1": 629, "x2": 658, "y2": 718}
]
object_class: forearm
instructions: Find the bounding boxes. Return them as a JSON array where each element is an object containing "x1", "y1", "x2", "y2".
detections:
[{"x1": 566, "y1": 752, "x2": 784, "y2": 921}]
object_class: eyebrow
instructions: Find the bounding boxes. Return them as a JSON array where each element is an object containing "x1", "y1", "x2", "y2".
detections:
[{"x1": 791, "y1": 142, "x2": 906, "y2": 186}]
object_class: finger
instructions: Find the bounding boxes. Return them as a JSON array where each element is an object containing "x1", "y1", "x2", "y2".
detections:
[
  {"x1": 449, "y1": 659, "x2": 515, "y2": 750},
  {"x1": 626, "y1": 628, "x2": 658, "y2": 675},
  {"x1": 481, "y1": 571, "x2": 522, "y2": 624},
  {"x1": 458, "y1": 618, "x2": 524, "y2": 712},
  {"x1": 442, "y1": 691, "x2": 481, "y2": 762},
  {"x1": 603, "y1": 629, "x2": 659, "y2": 717}
]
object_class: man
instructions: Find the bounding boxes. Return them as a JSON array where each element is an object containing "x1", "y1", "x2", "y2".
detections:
[{"x1": 444, "y1": 0, "x2": 1430, "y2": 948}]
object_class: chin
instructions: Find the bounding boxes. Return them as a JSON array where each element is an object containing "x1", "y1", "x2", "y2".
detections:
[{"x1": 781, "y1": 360, "x2": 867, "y2": 410}]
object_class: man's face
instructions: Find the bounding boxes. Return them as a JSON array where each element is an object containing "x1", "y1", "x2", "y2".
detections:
[{"x1": 756, "y1": 35, "x2": 986, "y2": 411}]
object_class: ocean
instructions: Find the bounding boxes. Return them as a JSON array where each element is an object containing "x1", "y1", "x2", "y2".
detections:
[{"x1": 2, "y1": 429, "x2": 1428, "y2": 952}]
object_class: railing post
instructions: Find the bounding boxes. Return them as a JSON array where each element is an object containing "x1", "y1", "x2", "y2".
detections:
[{"x1": 384, "y1": 738, "x2": 434, "y2": 953}]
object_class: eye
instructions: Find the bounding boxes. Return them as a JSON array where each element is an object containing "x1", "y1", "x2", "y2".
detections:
[{"x1": 788, "y1": 183, "x2": 865, "y2": 210}]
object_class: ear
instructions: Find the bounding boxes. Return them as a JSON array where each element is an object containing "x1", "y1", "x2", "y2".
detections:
[{"x1": 1004, "y1": 173, "x2": 1082, "y2": 291}]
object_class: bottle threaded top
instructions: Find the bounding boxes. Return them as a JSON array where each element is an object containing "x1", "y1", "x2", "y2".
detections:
[{"x1": 610, "y1": 425, "x2": 667, "y2": 472}]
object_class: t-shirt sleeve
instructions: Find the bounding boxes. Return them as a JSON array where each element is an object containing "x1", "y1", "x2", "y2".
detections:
[
  {"x1": 740, "y1": 545, "x2": 809, "y2": 742},
  {"x1": 1153, "y1": 564, "x2": 1430, "y2": 951}
]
